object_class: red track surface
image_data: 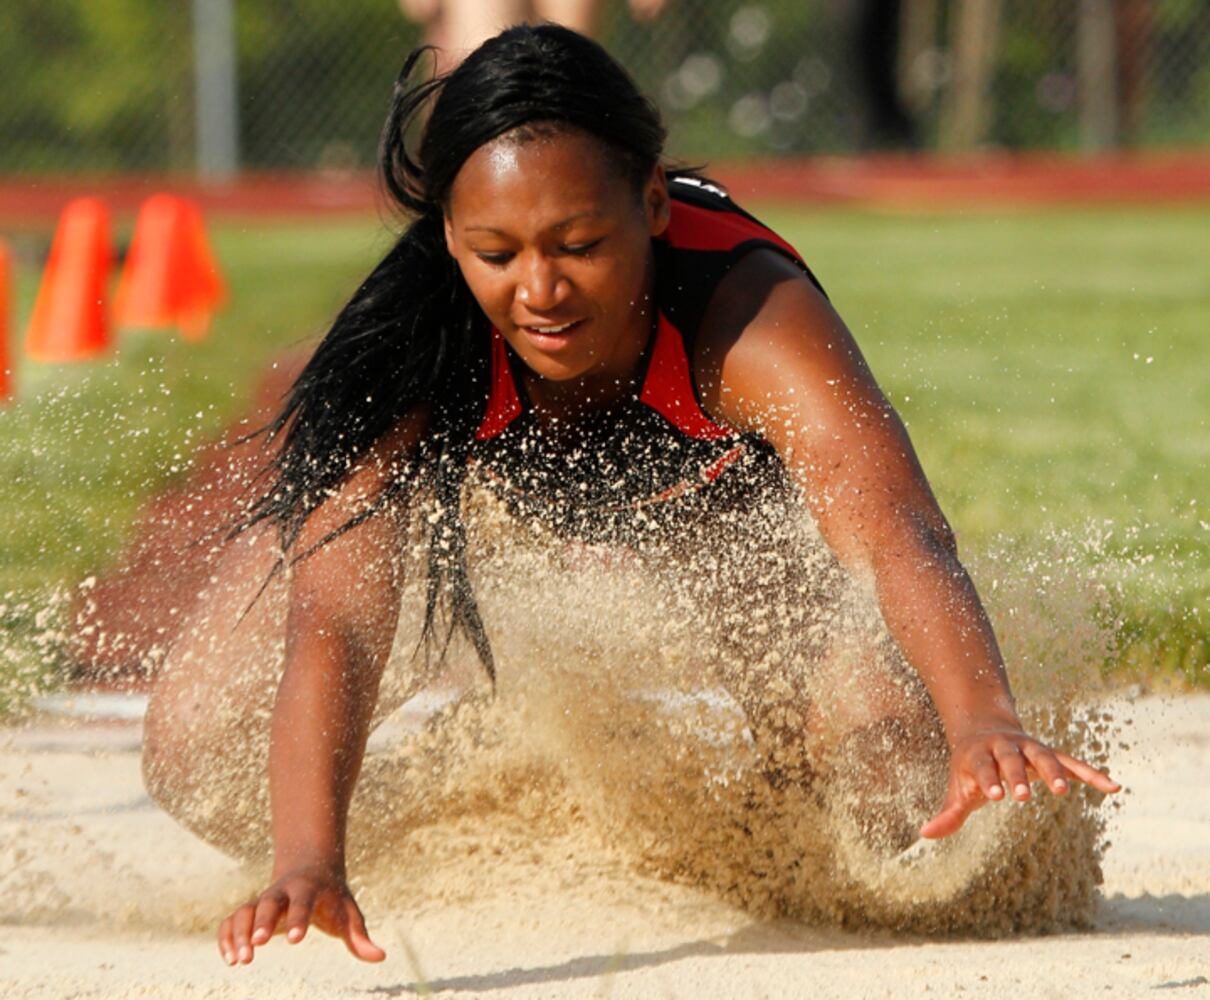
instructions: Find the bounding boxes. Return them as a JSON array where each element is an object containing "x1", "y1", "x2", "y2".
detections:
[
  {"x1": 718, "y1": 151, "x2": 1210, "y2": 206},
  {"x1": 2, "y1": 151, "x2": 1210, "y2": 224}
]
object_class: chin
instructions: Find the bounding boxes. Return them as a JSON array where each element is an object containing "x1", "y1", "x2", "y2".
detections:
[
  {"x1": 509, "y1": 346, "x2": 592, "y2": 382},
  {"x1": 529, "y1": 359, "x2": 593, "y2": 382}
]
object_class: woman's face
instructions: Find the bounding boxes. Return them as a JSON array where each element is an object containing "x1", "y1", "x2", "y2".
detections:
[{"x1": 444, "y1": 129, "x2": 669, "y2": 390}]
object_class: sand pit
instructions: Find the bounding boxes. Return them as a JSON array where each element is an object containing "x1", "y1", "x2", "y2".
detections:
[{"x1": 1, "y1": 692, "x2": 1207, "y2": 999}]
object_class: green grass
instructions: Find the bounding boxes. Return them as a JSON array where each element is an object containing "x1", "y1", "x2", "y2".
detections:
[
  {"x1": 0, "y1": 217, "x2": 396, "y2": 705},
  {"x1": 1, "y1": 218, "x2": 395, "y2": 588},
  {"x1": 0, "y1": 205, "x2": 1206, "y2": 701},
  {"x1": 764, "y1": 204, "x2": 1209, "y2": 685}
]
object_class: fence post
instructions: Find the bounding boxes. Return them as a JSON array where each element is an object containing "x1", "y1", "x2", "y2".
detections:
[
  {"x1": 1078, "y1": 0, "x2": 1120, "y2": 151},
  {"x1": 939, "y1": 0, "x2": 1002, "y2": 152},
  {"x1": 898, "y1": 0, "x2": 941, "y2": 120},
  {"x1": 193, "y1": 0, "x2": 240, "y2": 180}
]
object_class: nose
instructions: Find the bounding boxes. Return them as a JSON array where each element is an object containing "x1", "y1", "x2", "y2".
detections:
[{"x1": 515, "y1": 252, "x2": 568, "y2": 312}]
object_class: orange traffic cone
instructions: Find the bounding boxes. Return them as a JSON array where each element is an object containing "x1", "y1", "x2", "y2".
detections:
[
  {"x1": 178, "y1": 198, "x2": 226, "y2": 341},
  {"x1": 24, "y1": 197, "x2": 113, "y2": 362},
  {"x1": 114, "y1": 194, "x2": 226, "y2": 341},
  {"x1": 0, "y1": 239, "x2": 13, "y2": 400}
]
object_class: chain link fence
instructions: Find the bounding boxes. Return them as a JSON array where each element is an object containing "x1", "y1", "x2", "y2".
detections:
[{"x1": 1, "y1": 0, "x2": 1207, "y2": 177}]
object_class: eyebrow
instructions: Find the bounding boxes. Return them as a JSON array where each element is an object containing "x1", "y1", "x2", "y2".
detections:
[{"x1": 462, "y1": 210, "x2": 601, "y2": 235}]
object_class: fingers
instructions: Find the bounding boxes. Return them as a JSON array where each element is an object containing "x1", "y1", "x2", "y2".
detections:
[
  {"x1": 921, "y1": 771, "x2": 984, "y2": 839},
  {"x1": 251, "y1": 891, "x2": 286, "y2": 948},
  {"x1": 218, "y1": 893, "x2": 286, "y2": 966},
  {"x1": 217, "y1": 912, "x2": 238, "y2": 966},
  {"x1": 284, "y1": 883, "x2": 319, "y2": 944},
  {"x1": 342, "y1": 898, "x2": 387, "y2": 963},
  {"x1": 920, "y1": 798, "x2": 970, "y2": 839},
  {"x1": 1020, "y1": 742, "x2": 1070, "y2": 796},
  {"x1": 923, "y1": 732, "x2": 1122, "y2": 843},
  {"x1": 309, "y1": 891, "x2": 385, "y2": 963},
  {"x1": 1052, "y1": 748, "x2": 1122, "y2": 794},
  {"x1": 991, "y1": 741, "x2": 1032, "y2": 802},
  {"x1": 216, "y1": 875, "x2": 382, "y2": 967},
  {"x1": 922, "y1": 744, "x2": 1038, "y2": 841},
  {"x1": 982, "y1": 739, "x2": 1121, "y2": 803},
  {"x1": 970, "y1": 749, "x2": 1005, "y2": 802},
  {"x1": 216, "y1": 883, "x2": 316, "y2": 967},
  {"x1": 230, "y1": 902, "x2": 256, "y2": 964},
  {"x1": 1017, "y1": 740, "x2": 1120, "y2": 796}
]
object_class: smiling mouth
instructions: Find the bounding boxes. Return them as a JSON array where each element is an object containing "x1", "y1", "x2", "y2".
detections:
[{"x1": 519, "y1": 319, "x2": 586, "y2": 337}]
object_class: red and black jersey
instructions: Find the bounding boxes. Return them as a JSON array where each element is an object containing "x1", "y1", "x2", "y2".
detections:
[{"x1": 468, "y1": 176, "x2": 823, "y2": 544}]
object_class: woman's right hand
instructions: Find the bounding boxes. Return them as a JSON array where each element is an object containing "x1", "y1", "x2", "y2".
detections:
[{"x1": 217, "y1": 862, "x2": 386, "y2": 966}]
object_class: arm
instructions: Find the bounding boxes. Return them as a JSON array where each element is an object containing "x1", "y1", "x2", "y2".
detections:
[
  {"x1": 696, "y1": 251, "x2": 1119, "y2": 837},
  {"x1": 219, "y1": 414, "x2": 426, "y2": 965}
]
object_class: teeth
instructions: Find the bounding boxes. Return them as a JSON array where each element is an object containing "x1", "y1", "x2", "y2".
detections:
[{"x1": 528, "y1": 321, "x2": 575, "y2": 334}]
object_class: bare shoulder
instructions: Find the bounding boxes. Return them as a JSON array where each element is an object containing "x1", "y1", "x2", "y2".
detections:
[
  {"x1": 690, "y1": 249, "x2": 947, "y2": 564},
  {"x1": 362, "y1": 404, "x2": 432, "y2": 477},
  {"x1": 693, "y1": 248, "x2": 882, "y2": 437},
  {"x1": 296, "y1": 403, "x2": 432, "y2": 544}
]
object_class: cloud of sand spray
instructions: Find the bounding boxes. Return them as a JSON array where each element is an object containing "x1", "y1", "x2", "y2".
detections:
[
  {"x1": 0, "y1": 477, "x2": 1124, "y2": 938},
  {"x1": 346, "y1": 484, "x2": 1118, "y2": 936}
]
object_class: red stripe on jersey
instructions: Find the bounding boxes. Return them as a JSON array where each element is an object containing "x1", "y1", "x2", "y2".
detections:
[
  {"x1": 475, "y1": 312, "x2": 734, "y2": 443},
  {"x1": 701, "y1": 444, "x2": 746, "y2": 482},
  {"x1": 639, "y1": 311, "x2": 733, "y2": 441},
  {"x1": 475, "y1": 327, "x2": 522, "y2": 441},
  {"x1": 661, "y1": 198, "x2": 803, "y2": 263}
]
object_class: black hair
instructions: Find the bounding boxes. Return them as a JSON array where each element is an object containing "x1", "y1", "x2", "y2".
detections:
[{"x1": 240, "y1": 24, "x2": 668, "y2": 681}]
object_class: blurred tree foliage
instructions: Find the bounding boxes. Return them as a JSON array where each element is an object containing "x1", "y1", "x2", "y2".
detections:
[
  {"x1": 236, "y1": 0, "x2": 415, "y2": 168},
  {"x1": 0, "y1": 1, "x2": 191, "y2": 171},
  {"x1": 0, "y1": 0, "x2": 412, "y2": 172},
  {"x1": 0, "y1": 0, "x2": 1207, "y2": 173}
]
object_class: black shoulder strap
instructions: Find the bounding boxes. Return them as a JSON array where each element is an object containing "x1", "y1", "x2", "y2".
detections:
[{"x1": 657, "y1": 177, "x2": 826, "y2": 349}]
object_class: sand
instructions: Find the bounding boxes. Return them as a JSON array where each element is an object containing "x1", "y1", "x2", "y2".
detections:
[{"x1": 1, "y1": 692, "x2": 1207, "y2": 1000}]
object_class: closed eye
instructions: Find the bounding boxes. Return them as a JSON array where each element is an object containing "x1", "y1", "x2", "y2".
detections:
[
  {"x1": 475, "y1": 250, "x2": 514, "y2": 266},
  {"x1": 561, "y1": 238, "x2": 602, "y2": 256},
  {"x1": 474, "y1": 238, "x2": 601, "y2": 266}
]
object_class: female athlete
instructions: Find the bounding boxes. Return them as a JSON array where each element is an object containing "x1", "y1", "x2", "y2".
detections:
[{"x1": 139, "y1": 24, "x2": 1119, "y2": 966}]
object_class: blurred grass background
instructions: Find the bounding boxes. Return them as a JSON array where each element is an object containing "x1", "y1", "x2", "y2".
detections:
[{"x1": 0, "y1": 203, "x2": 1205, "y2": 701}]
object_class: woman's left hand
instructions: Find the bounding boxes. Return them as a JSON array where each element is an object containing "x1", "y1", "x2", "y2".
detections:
[{"x1": 920, "y1": 727, "x2": 1121, "y2": 839}]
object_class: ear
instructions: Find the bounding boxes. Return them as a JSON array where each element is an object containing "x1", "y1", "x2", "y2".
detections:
[
  {"x1": 443, "y1": 212, "x2": 457, "y2": 257},
  {"x1": 645, "y1": 164, "x2": 671, "y2": 238}
]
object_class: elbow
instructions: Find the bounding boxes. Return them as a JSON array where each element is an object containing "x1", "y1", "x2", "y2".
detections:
[
  {"x1": 821, "y1": 493, "x2": 959, "y2": 578},
  {"x1": 910, "y1": 509, "x2": 960, "y2": 570},
  {"x1": 864, "y1": 505, "x2": 959, "y2": 572},
  {"x1": 924, "y1": 512, "x2": 959, "y2": 560}
]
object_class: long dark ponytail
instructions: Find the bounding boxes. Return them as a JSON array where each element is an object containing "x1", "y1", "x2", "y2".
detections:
[{"x1": 241, "y1": 25, "x2": 669, "y2": 680}]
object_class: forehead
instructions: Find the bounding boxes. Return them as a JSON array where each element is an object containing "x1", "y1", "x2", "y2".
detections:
[{"x1": 447, "y1": 130, "x2": 635, "y2": 233}]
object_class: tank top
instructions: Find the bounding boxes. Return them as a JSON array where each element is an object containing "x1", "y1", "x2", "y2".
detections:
[{"x1": 467, "y1": 176, "x2": 825, "y2": 546}]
